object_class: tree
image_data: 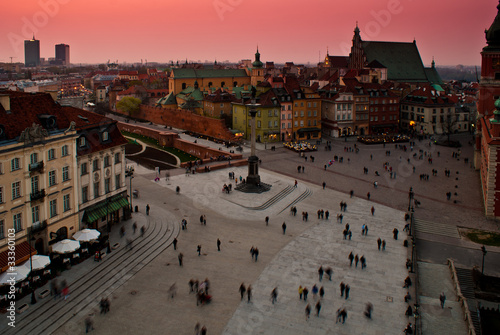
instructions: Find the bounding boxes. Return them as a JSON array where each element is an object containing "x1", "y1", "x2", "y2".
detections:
[
  {"x1": 117, "y1": 96, "x2": 141, "y2": 117},
  {"x1": 441, "y1": 110, "x2": 458, "y2": 143}
]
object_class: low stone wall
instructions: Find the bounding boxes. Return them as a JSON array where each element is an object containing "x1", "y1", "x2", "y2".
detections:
[
  {"x1": 118, "y1": 122, "x2": 243, "y2": 161},
  {"x1": 117, "y1": 105, "x2": 236, "y2": 142}
]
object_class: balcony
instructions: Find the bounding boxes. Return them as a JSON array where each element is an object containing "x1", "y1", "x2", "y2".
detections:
[
  {"x1": 29, "y1": 161, "x2": 44, "y2": 174},
  {"x1": 29, "y1": 220, "x2": 47, "y2": 235},
  {"x1": 30, "y1": 189, "x2": 46, "y2": 202}
]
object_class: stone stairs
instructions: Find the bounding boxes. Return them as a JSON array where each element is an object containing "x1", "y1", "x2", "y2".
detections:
[
  {"x1": 455, "y1": 267, "x2": 481, "y2": 334},
  {"x1": 414, "y1": 218, "x2": 460, "y2": 238}
]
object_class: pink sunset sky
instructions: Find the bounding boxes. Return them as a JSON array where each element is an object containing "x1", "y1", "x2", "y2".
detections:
[{"x1": 0, "y1": 0, "x2": 497, "y2": 66}]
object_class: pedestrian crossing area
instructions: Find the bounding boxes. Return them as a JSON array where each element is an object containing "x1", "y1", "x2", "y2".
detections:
[{"x1": 414, "y1": 218, "x2": 460, "y2": 238}]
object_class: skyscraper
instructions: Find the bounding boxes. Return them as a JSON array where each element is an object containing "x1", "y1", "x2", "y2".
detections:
[
  {"x1": 55, "y1": 43, "x2": 70, "y2": 65},
  {"x1": 24, "y1": 35, "x2": 40, "y2": 67}
]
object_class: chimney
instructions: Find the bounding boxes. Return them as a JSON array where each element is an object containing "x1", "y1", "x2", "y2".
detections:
[{"x1": 0, "y1": 94, "x2": 10, "y2": 113}]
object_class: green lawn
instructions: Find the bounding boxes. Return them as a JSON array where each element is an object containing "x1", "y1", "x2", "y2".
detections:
[
  {"x1": 121, "y1": 131, "x2": 199, "y2": 163},
  {"x1": 465, "y1": 230, "x2": 500, "y2": 247}
]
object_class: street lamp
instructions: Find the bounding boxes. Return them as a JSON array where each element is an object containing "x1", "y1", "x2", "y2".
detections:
[
  {"x1": 408, "y1": 187, "x2": 414, "y2": 211},
  {"x1": 481, "y1": 245, "x2": 487, "y2": 275},
  {"x1": 28, "y1": 231, "x2": 37, "y2": 304}
]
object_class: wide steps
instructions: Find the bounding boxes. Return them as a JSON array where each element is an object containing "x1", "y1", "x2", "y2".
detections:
[{"x1": 414, "y1": 218, "x2": 460, "y2": 238}]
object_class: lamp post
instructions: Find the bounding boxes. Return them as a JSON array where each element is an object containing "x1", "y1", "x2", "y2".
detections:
[
  {"x1": 408, "y1": 187, "x2": 414, "y2": 211},
  {"x1": 29, "y1": 230, "x2": 37, "y2": 304},
  {"x1": 481, "y1": 245, "x2": 487, "y2": 275}
]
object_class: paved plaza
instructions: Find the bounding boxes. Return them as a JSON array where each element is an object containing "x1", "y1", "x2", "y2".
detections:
[{"x1": 4, "y1": 129, "x2": 491, "y2": 334}]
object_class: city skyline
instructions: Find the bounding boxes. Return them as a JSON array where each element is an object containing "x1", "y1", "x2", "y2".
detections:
[{"x1": 1, "y1": 0, "x2": 497, "y2": 66}]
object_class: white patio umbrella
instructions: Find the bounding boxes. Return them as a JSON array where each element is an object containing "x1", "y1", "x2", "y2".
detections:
[
  {"x1": 51, "y1": 239, "x2": 81, "y2": 254},
  {"x1": 19, "y1": 255, "x2": 51, "y2": 271},
  {"x1": 0, "y1": 266, "x2": 30, "y2": 286},
  {"x1": 72, "y1": 229, "x2": 101, "y2": 242}
]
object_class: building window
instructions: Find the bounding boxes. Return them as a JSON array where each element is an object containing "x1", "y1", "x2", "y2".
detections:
[
  {"x1": 102, "y1": 131, "x2": 109, "y2": 141},
  {"x1": 12, "y1": 181, "x2": 21, "y2": 199},
  {"x1": 300, "y1": 121, "x2": 304, "y2": 127},
  {"x1": 62, "y1": 145, "x2": 69, "y2": 157},
  {"x1": 300, "y1": 111, "x2": 304, "y2": 117},
  {"x1": 81, "y1": 162, "x2": 88, "y2": 175},
  {"x1": 282, "y1": 123, "x2": 285, "y2": 129},
  {"x1": 307, "y1": 102, "x2": 311, "y2": 107},
  {"x1": 115, "y1": 174, "x2": 121, "y2": 190},
  {"x1": 62, "y1": 166, "x2": 70, "y2": 181},
  {"x1": 104, "y1": 156, "x2": 110, "y2": 167},
  {"x1": 0, "y1": 186, "x2": 3, "y2": 203},
  {"x1": 93, "y1": 160, "x2": 99, "y2": 172},
  {"x1": 0, "y1": 219, "x2": 4, "y2": 239},
  {"x1": 257, "y1": 121, "x2": 261, "y2": 128},
  {"x1": 294, "y1": 121, "x2": 298, "y2": 127},
  {"x1": 314, "y1": 120, "x2": 317, "y2": 126},
  {"x1": 63, "y1": 194, "x2": 70, "y2": 212},
  {"x1": 49, "y1": 170, "x2": 56, "y2": 186},
  {"x1": 49, "y1": 199, "x2": 57, "y2": 218},
  {"x1": 308, "y1": 111, "x2": 311, "y2": 117},
  {"x1": 31, "y1": 176, "x2": 39, "y2": 193},
  {"x1": 13, "y1": 213, "x2": 22, "y2": 232},
  {"x1": 114, "y1": 153, "x2": 121, "y2": 164},
  {"x1": 79, "y1": 136, "x2": 86, "y2": 147},
  {"x1": 30, "y1": 153, "x2": 38, "y2": 164},
  {"x1": 288, "y1": 122, "x2": 291, "y2": 128},
  {"x1": 32, "y1": 205, "x2": 40, "y2": 224},
  {"x1": 48, "y1": 148, "x2": 56, "y2": 160},
  {"x1": 82, "y1": 186, "x2": 88, "y2": 203},
  {"x1": 105, "y1": 178, "x2": 110, "y2": 194},
  {"x1": 94, "y1": 182, "x2": 100, "y2": 198},
  {"x1": 268, "y1": 111, "x2": 272, "y2": 117}
]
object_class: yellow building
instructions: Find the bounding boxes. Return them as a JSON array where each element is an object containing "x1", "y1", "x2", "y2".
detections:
[{"x1": 232, "y1": 90, "x2": 281, "y2": 143}]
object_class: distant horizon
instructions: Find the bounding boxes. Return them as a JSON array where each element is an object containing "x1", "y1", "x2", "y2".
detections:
[{"x1": 1, "y1": 0, "x2": 497, "y2": 67}]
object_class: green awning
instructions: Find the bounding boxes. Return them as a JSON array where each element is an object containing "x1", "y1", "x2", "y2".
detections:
[{"x1": 83, "y1": 195, "x2": 129, "y2": 223}]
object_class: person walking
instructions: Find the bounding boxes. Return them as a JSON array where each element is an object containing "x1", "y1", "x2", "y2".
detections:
[
  {"x1": 345, "y1": 285, "x2": 350, "y2": 299},
  {"x1": 382, "y1": 240, "x2": 386, "y2": 250},
  {"x1": 367, "y1": 192, "x2": 371, "y2": 200},
  {"x1": 350, "y1": 190, "x2": 354, "y2": 198},
  {"x1": 282, "y1": 222, "x2": 287, "y2": 235},
  {"x1": 305, "y1": 304, "x2": 311, "y2": 320},
  {"x1": 371, "y1": 206, "x2": 375, "y2": 215},
  {"x1": 340, "y1": 282, "x2": 345, "y2": 297},
  {"x1": 298, "y1": 285, "x2": 303, "y2": 300},
  {"x1": 393, "y1": 228, "x2": 399, "y2": 240},
  {"x1": 132, "y1": 222, "x2": 137, "y2": 234},
  {"x1": 364, "y1": 302, "x2": 373, "y2": 319},
  {"x1": 315, "y1": 300, "x2": 322, "y2": 317},
  {"x1": 271, "y1": 287, "x2": 278, "y2": 304},
  {"x1": 322, "y1": 181, "x2": 326, "y2": 189},
  {"x1": 247, "y1": 285, "x2": 252, "y2": 303},
  {"x1": 217, "y1": 238, "x2": 221, "y2": 251},
  {"x1": 173, "y1": 237, "x2": 178, "y2": 250},
  {"x1": 348, "y1": 252, "x2": 354, "y2": 266},
  {"x1": 325, "y1": 267, "x2": 333, "y2": 281},
  {"x1": 318, "y1": 266, "x2": 324, "y2": 281},
  {"x1": 239, "y1": 283, "x2": 246, "y2": 300},
  {"x1": 354, "y1": 254, "x2": 359, "y2": 267},
  {"x1": 377, "y1": 238, "x2": 382, "y2": 250},
  {"x1": 319, "y1": 286, "x2": 325, "y2": 299},
  {"x1": 178, "y1": 253, "x2": 183, "y2": 266},
  {"x1": 197, "y1": 245, "x2": 201, "y2": 256},
  {"x1": 146, "y1": 204, "x2": 150, "y2": 216},
  {"x1": 254, "y1": 247, "x2": 259, "y2": 261},
  {"x1": 303, "y1": 287, "x2": 309, "y2": 301},
  {"x1": 439, "y1": 292, "x2": 446, "y2": 308},
  {"x1": 265, "y1": 216, "x2": 269, "y2": 226},
  {"x1": 85, "y1": 315, "x2": 94, "y2": 333}
]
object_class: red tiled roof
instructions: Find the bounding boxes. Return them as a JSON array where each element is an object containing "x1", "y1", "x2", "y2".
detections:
[{"x1": 0, "y1": 241, "x2": 36, "y2": 273}]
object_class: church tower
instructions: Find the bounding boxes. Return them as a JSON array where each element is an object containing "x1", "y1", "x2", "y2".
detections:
[
  {"x1": 475, "y1": 1, "x2": 500, "y2": 168},
  {"x1": 349, "y1": 23, "x2": 365, "y2": 70},
  {"x1": 251, "y1": 47, "x2": 265, "y2": 86}
]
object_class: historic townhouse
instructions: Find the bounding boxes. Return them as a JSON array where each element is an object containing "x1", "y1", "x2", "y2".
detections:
[{"x1": 0, "y1": 91, "x2": 128, "y2": 272}]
